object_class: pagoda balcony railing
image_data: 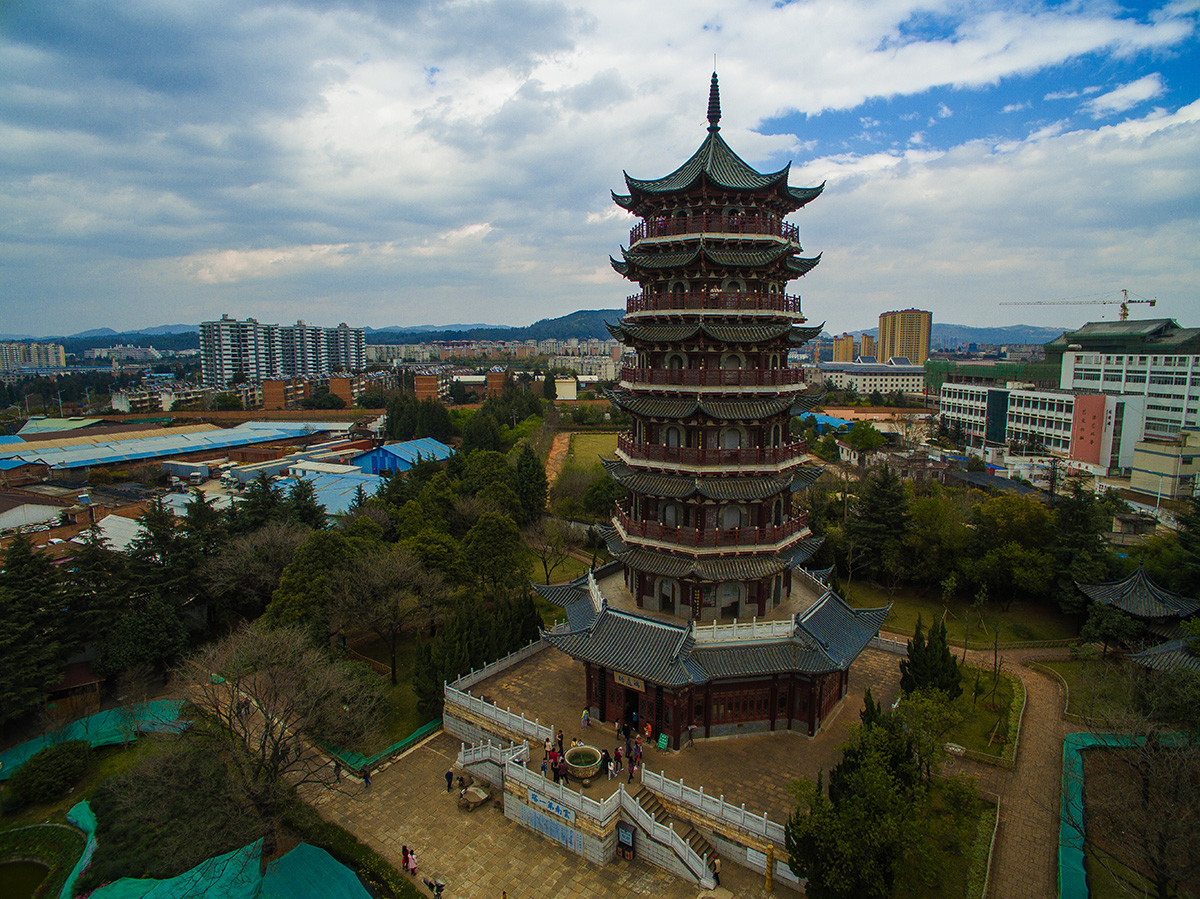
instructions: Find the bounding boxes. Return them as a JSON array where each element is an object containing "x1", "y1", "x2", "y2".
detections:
[
  {"x1": 620, "y1": 365, "x2": 804, "y2": 388},
  {"x1": 614, "y1": 507, "x2": 809, "y2": 549},
  {"x1": 617, "y1": 434, "x2": 808, "y2": 467},
  {"x1": 630, "y1": 214, "x2": 799, "y2": 244},
  {"x1": 626, "y1": 291, "x2": 802, "y2": 315}
]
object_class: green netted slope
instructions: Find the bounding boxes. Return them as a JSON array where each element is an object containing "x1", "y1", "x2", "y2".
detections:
[
  {"x1": 89, "y1": 840, "x2": 371, "y2": 899},
  {"x1": 0, "y1": 702, "x2": 185, "y2": 781}
]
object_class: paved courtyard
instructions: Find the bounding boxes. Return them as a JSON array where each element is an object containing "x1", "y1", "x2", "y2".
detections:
[{"x1": 308, "y1": 639, "x2": 1069, "y2": 898}]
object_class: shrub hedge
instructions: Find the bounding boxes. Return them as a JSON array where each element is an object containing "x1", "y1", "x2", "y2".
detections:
[{"x1": 6, "y1": 741, "x2": 91, "y2": 809}]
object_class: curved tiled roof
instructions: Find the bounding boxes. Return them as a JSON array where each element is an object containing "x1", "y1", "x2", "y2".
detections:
[
  {"x1": 603, "y1": 458, "x2": 818, "y2": 501},
  {"x1": 1130, "y1": 637, "x2": 1200, "y2": 673},
  {"x1": 608, "y1": 320, "x2": 813, "y2": 345},
  {"x1": 1077, "y1": 566, "x2": 1200, "y2": 620},
  {"x1": 605, "y1": 389, "x2": 800, "y2": 420},
  {"x1": 543, "y1": 591, "x2": 887, "y2": 686},
  {"x1": 612, "y1": 244, "x2": 820, "y2": 278}
]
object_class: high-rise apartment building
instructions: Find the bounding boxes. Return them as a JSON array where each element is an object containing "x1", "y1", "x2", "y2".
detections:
[
  {"x1": 199, "y1": 315, "x2": 366, "y2": 387},
  {"x1": 878, "y1": 308, "x2": 932, "y2": 364},
  {"x1": 860, "y1": 334, "x2": 876, "y2": 358},
  {"x1": 0, "y1": 343, "x2": 67, "y2": 370},
  {"x1": 832, "y1": 333, "x2": 856, "y2": 362}
]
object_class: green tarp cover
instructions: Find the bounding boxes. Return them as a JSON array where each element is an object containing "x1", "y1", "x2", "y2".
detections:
[
  {"x1": 0, "y1": 702, "x2": 185, "y2": 780},
  {"x1": 89, "y1": 840, "x2": 372, "y2": 899},
  {"x1": 63, "y1": 801, "x2": 98, "y2": 899}
]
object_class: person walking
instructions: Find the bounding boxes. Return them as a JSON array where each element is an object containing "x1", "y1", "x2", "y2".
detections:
[
  {"x1": 402, "y1": 846, "x2": 409, "y2": 871},
  {"x1": 627, "y1": 756, "x2": 635, "y2": 783},
  {"x1": 406, "y1": 849, "x2": 418, "y2": 877},
  {"x1": 445, "y1": 768, "x2": 454, "y2": 792},
  {"x1": 540, "y1": 758, "x2": 548, "y2": 777},
  {"x1": 544, "y1": 736, "x2": 552, "y2": 757},
  {"x1": 712, "y1": 855, "x2": 721, "y2": 886},
  {"x1": 558, "y1": 756, "x2": 569, "y2": 786},
  {"x1": 361, "y1": 766, "x2": 371, "y2": 789},
  {"x1": 556, "y1": 729, "x2": 564, "y2": 755},
  {"x1": 600, "y1": 749, "x2": 610, "y2": 779},
  {"x1": 581, "y1": 708, "x2": 589, "y2": 728}
]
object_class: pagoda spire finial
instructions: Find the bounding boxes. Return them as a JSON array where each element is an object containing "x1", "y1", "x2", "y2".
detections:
[{"x1": 707, "y1": 72, "x2": 721, "y2": 132}]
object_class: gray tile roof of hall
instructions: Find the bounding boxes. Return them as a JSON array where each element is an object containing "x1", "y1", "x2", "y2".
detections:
[
  {"x1": 1077, "y1": 566, "x2": 1200, "y2": 620},
  {"x1": 542, "y1": 591, "x2": 888, "y2": 685}
]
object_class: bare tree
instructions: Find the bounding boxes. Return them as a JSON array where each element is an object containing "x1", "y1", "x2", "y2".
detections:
[
  {"x1": 331, "y1": 546, "x2": 445, "y2": 685},
  {"x1": 1060, "y1": 666, "x2": 1200, "y2": 898},
  {"x1": 182, "y1": 622, "x2": 385, "y2": 872},
  {"x1": 204, "y1": 522, "x2": 310, "y2": 625},
  {"x1": 524, "y1": 517, "x2": 583, "y2": 585}
]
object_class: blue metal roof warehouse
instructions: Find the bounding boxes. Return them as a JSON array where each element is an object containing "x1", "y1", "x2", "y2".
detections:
[{"x1": 353, "y1": 438, "x2": 453, "y2": 475}]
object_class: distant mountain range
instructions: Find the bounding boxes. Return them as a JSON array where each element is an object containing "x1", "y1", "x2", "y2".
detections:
[
  {"x1": 848, "y1": 323, "x2": 1066, "y2": 347},
  {"x1": 3, "y1": 315, "x2": 1070, "y2": 351}
]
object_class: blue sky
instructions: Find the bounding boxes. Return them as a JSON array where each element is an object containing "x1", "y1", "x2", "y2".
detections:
[{"x1": 1, "y1": 0, "x2": 1197, "y2": 336}]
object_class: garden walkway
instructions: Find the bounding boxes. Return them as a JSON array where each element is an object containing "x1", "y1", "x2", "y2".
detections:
[{"x1": 936, "y1": 642, "x2": 1075, "y2": 899}]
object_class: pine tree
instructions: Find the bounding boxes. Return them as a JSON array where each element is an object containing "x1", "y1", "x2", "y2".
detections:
[
  {"x1": 926, "y1": 619, "x2": 962, "y2": 700},
  {"x1": 898, "y1": 615, "x2": 928, "y2": 695},
  {"x1": 0, "y1": 535, "x2": 64, "y2": 727},
  {"x1": 514, "y1": 444, "x2": 548, "y2": 525}
]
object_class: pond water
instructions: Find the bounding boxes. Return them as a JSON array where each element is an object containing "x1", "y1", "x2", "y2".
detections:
[{"x1": 0, "y1": 861, "x2": 49, "y2": 899}]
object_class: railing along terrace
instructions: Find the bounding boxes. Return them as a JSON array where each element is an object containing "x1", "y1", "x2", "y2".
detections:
[
  {"x1": 614, "y1": 508, "x2": 809, "y2": 548},
  {"x1": 617, "y1": 434, "x2": 808, "y2": 468},
  {"x1": 641, "y1": 767, "x2": 786, "y2": 845},
  {"x1": 626, "y1": 290, "x2": 803, "y2": 315},
  {"x1": 443, "y1": 683, "x2": 552, "y2": 743},
  {"x1": 620, "y1": 366, "x2": 803, "y2": 388},
  {"x1": 586, "y1": 571, "x2": 606, "y2": 614},
  {"x1": 630, "y1": 213, "x2": 799, "y2": 244},
  {"x1": 691, "y1": 616, "x2": 797, "y2": 643},
  {"x1": 622, "y1": 780, "x2": 715, "y2": 887}
]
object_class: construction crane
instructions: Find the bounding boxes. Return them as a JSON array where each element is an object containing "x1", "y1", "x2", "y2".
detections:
[{"x1": 999, "y1": 289, "x2": 1156, "y2": 321}]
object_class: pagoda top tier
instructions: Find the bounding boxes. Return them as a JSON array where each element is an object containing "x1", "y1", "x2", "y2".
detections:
[{"x1": 613, "y1": 73, "x2": 825, "y2": 214}]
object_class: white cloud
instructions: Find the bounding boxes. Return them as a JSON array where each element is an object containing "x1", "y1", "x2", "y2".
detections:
[
  {"x1": 1001, "y1": 102, "x2": 1029, "y2": 113},
  {"x1": 1081, "y1": 74, "x2": 1167, "y2": 117},
  {"x1": 0, "y1": 0, "x2": 1197, "y2": 332}
]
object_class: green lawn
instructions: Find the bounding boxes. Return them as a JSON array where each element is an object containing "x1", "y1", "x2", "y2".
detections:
[
  {"x1": 842, "y1": 580, "x2": 1078, "y2": 646},
  {"x1": 1040, "y1": 659, "x2": 1136, "y2": 721},
  {"x1": 564, "y1": 432, "x2": 618, "y2": 471},
  {"x1": 533, "y1": 593, "x2": 566, "y2": 629},
  {"x1": 1, "y1": 734, "x2": 174, "y2": 830},
  {"x1": 347, "y1": 632, "x2": 427, "y2": 751},
  {"x1": 895, "y1": 779, "x2": 994, "y2": 898},
  {"x1": 946, "y1": 665, "x2": 1016, "y2": 757}
]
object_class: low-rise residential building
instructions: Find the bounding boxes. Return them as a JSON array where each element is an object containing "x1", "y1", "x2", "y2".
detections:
[
  {"x1": 815, "y1": 357, "x2": 926, "y2": 394},
  {"x1": 414, "y1": 367, "x2": 453, "y2": 402}
]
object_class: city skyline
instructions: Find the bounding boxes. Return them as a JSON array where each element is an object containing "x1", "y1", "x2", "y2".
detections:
[{"x1": 2, "y1": 0, "x2": 1198, "y2": 335}]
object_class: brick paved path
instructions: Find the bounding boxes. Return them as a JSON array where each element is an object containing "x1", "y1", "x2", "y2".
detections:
[
  {"x1": 544, "y1": 431, "x2": 572, "y2": 487},
  {"x1": 939, "y1": 644, "x2": 1073, "y2": 899}
]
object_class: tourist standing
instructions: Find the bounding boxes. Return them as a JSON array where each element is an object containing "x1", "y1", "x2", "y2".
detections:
[
  {"x1": 407, "y1": 849, "x2": 418, "y2": 876},
  {"x1": 712, "y1": 855, "x2": 721, "y2": 886},
  {"x1": 558, "y1": 756, "x2": 569, "y2": 785},
  {"x1": 445, "y1": 769, "x2": 454, "y2": 792},
  {"x1": 627, "y1": 756, "x2": 635, "y2": 783},
  {"x1": 557, "y1": 729, "x2": 565, "y2": 755},
  {"x1": 544, "y1": 736, "x2": 552, "y2": 757},
  {"x1": 402, "y1": 846, "x2": 409, "y2": 871},
  {"x1": 540, "y1": 758, "x2": 548, "y2": 777},
  {"x1": 361, "y1": 766, "x2": 371, "y2": 789},
  {"x1": 581, "y1": 708, "x2": 589, "y2": 728},
  {"x1": 600, "y1": 749, "x2": 610, "y2": 778}
]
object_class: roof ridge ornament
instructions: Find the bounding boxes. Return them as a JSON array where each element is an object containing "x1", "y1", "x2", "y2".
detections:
[{"x1": 707, "y1": 72, "x2": 721, "y2": 132}]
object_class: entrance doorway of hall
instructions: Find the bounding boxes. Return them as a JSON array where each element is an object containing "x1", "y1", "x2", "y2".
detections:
[{"x1": 624, "y1": 689, "x2": 639, "y2": 728}]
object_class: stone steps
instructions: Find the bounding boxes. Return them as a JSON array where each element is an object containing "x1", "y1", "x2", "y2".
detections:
[{"x1": 632, "y1": 786, "x2": 716, "y2": 873}]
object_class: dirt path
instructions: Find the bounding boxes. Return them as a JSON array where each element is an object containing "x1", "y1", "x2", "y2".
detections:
[{"x1": 545, "y1": 430, "x2": 572, "y2": 487}]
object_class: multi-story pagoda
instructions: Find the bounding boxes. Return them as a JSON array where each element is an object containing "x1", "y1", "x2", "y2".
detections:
[
  {"x1": 602, "y1": 73, "x2": 825, "y2": 622},
  {"x1": 539, "y1": 76, "x2": 887, "y2": 747}
]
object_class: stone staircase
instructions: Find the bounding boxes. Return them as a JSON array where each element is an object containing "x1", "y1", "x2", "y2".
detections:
[{"x1": 632, "y1": 786, "x2": 718, "y2": 878}]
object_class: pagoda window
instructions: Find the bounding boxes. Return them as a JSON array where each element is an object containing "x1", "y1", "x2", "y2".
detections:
[
  {"x1": 665, "y1": 352, "x2": 686, "y2": 370},
  {"x1": 717, "y1": 582, "x2": 744, "y2": 615},
  {"x1": 720, "y1": 427, "x2": 743, "y2": 449},
  {"x1": 665, "y1": 426, "x2": 682, "y2": 448},
  {"x1": 722, "y1": 278, "x2": 744, "y2": 294},
  {"x1": 670, "y1": 281, "x2": 688, "y2": 299},
  {"x1": 718, "y1": 504, "x2": 746, "y2": 530},
  {"x1": 772, "y1": 499, "x2": 783, "y2": 527},
  {"x1": 770, "y1": 422, "x2": 783, "y2": 446},
  {"x1": 720, "y1": 352, "x2": 745, "y2": 370},
  {"x1": 656, "y1": 578, "x2": 679, "y2": 614},
  {"x1": 662, "y1": 502, "x2": 683, "y2": 527},
  {"x1": 767, "y1": 353, "x2": 780, "y2": 369}
]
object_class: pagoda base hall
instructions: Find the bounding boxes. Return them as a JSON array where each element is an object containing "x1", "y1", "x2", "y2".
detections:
[{"x1": 535, "y1": 74, "x2": 887, "y2": 749}]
